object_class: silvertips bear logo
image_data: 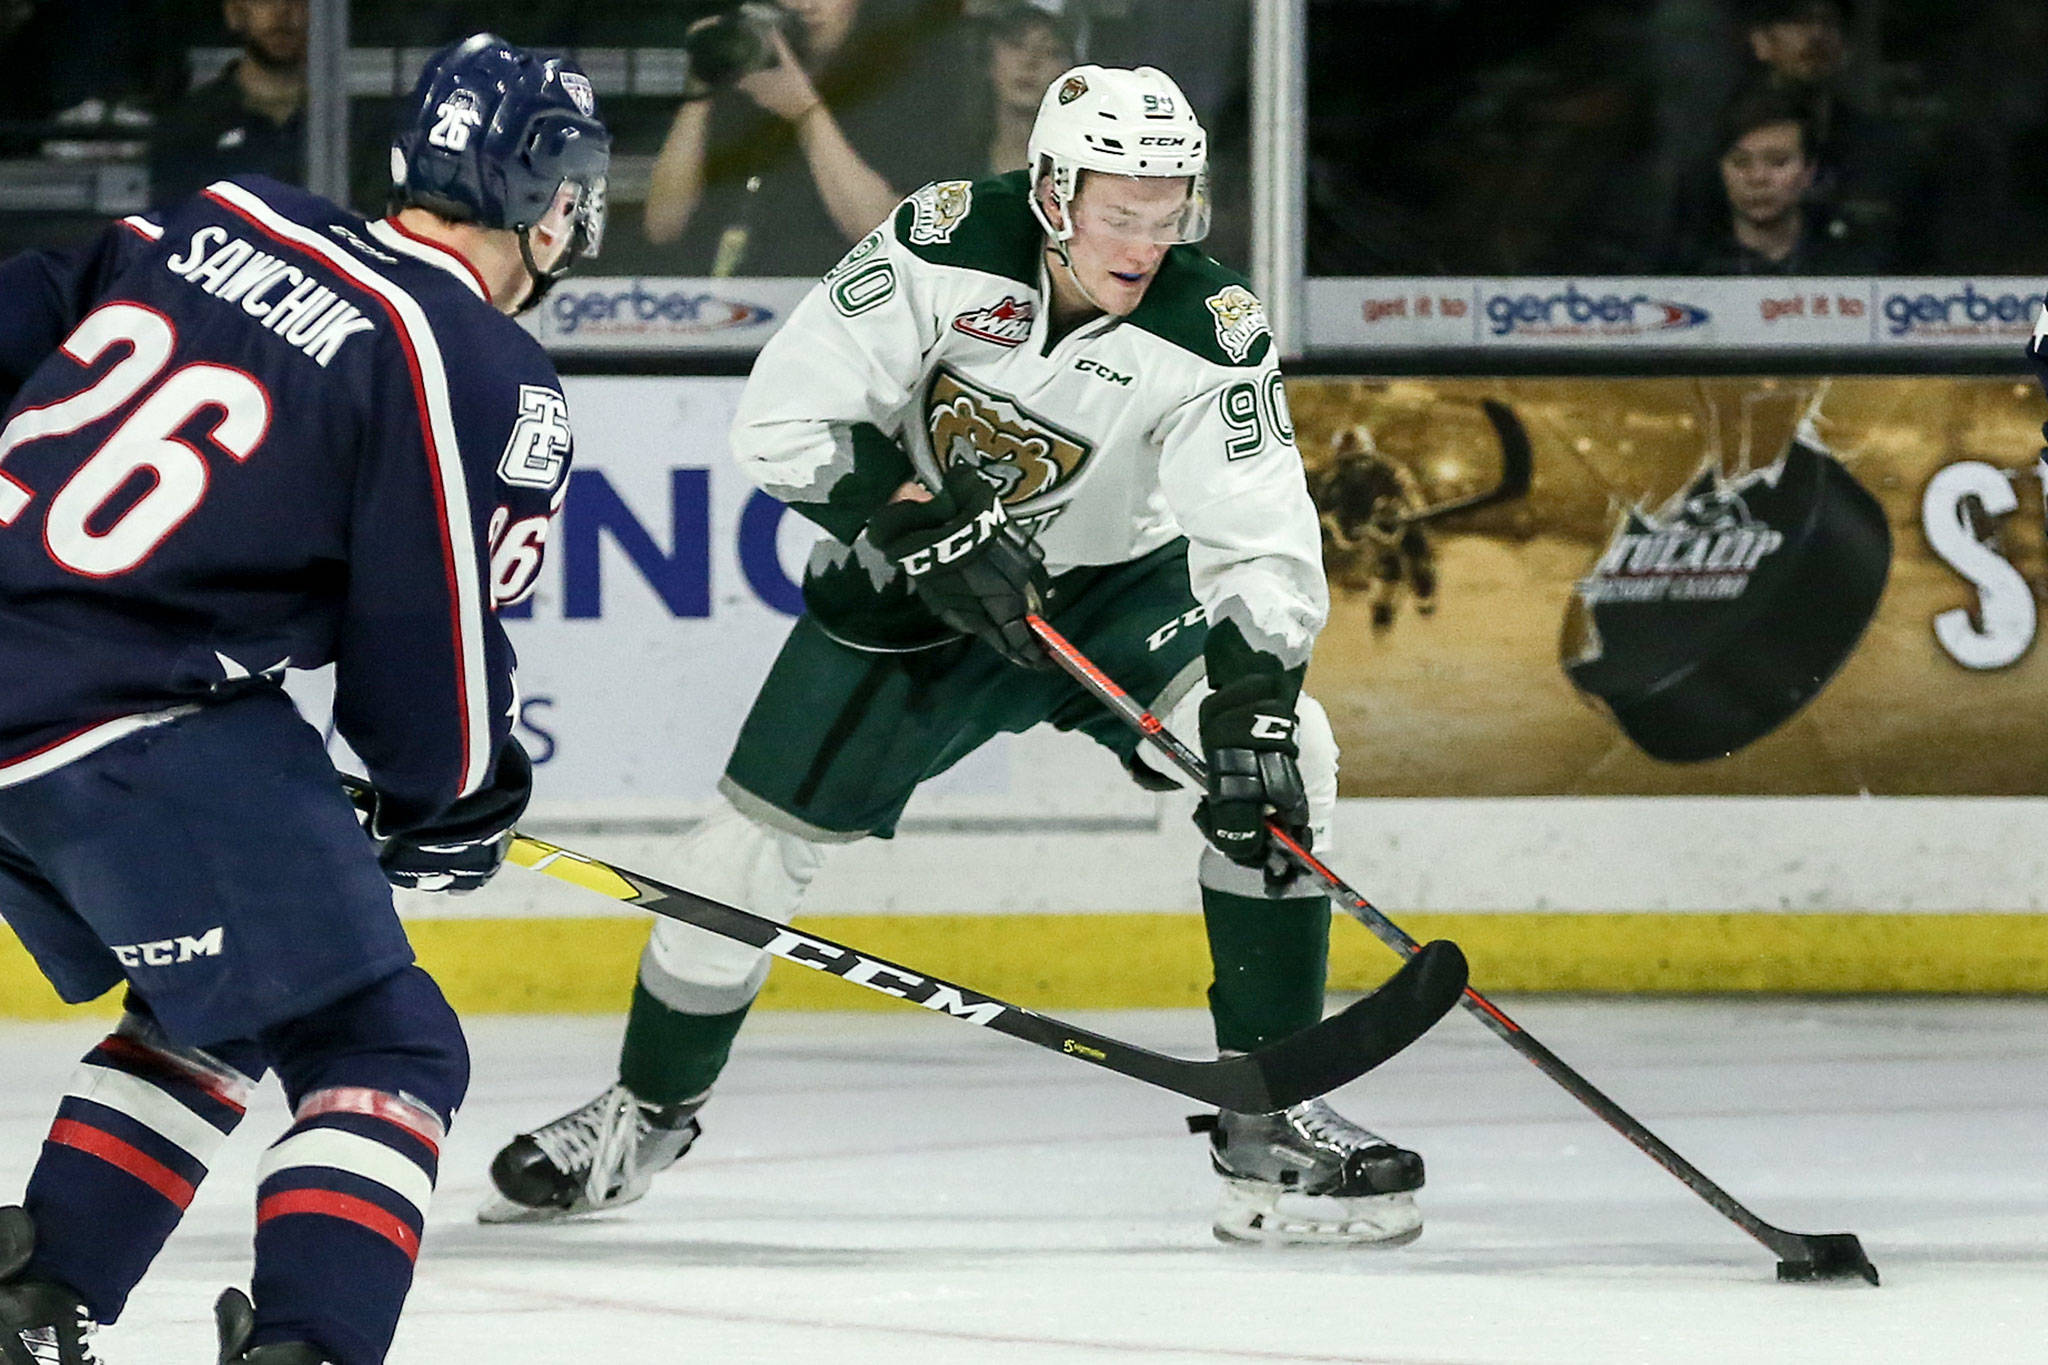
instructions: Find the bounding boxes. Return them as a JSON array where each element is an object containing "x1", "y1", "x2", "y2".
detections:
[
  {"x1": 908, "y1": 180, "x2": 973, "y2": 246},
  {"x1": 1206, "y1": 285, "x2": 1269, "y2": 363},
  {"x1": 925, "y1": 368, "x2": 1093, "y2": 517},
  {"x1": 952, "y1": 296, "x2": 1035, "y2": 347},
  {"x1": 1058, "y1": 75, "x2": 1088, "y2": 104}
]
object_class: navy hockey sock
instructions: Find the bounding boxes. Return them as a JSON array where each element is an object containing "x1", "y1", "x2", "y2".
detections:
[
  {"x1": 1200, "y1": 887, "x2": 1332, "y2": 1054},
  {"x1": 249, "y1": 966, "x2": 468, "y2": 1365},
  {"x1": 251, "y1": 1086, "x2": 444, "y2": 1365},
  {"x1": 24, "y1": 1025, "x2": 254, "y2": 1322}
]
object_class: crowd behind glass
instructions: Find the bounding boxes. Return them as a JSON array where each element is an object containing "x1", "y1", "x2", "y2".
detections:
[{"x1": 1, "y1": 0, "x2": 2043, "y2": 277}]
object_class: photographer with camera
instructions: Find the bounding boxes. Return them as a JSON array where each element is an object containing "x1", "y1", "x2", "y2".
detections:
[{"x1": 643, "y1": 0, "x2": 957, "y2": 275}]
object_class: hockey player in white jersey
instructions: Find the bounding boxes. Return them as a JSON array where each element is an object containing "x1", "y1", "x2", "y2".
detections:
[{"x1": 484, "y1": 65, "x2": 1426, "y2": 1246}]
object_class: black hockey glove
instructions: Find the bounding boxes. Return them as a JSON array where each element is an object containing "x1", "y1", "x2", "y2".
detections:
[
  {"x1": 349, "y1": 742, "x2": 533, "y2": 894},
  {"x1": 865, "y1": 465, "x2": 1054, "y2": 670},
  {"x1": 1194, "y1": 675, "x2": 1311, "y2": 871}
]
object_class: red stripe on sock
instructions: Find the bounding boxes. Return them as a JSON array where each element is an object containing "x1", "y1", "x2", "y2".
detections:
[
  {"x1": 96, "y1": 1035, "x2": 249, "y2": 1113},
  {"x1": 47, "y1": 1118, "x2": 197, "y2": 1209},
  {"x1": 257, "y1": 1189, "x2": 421, "y2": 1262},
  {"x1": 294, "y1": 1087, "x2": 442, "y2": 1157}
]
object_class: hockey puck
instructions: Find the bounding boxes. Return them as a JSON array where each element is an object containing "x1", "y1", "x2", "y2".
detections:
[{"x1": 1564, "y1": 435, "x2": 1891, "y2": 763}]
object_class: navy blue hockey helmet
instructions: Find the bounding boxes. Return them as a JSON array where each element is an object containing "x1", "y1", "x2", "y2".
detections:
[{"x1": 391, "y1": 34, "x2": 611, "y2": 280}]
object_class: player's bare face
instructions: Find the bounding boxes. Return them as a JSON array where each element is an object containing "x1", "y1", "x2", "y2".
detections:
[
  {"x1": 1720, "y1": 122, "x2": 1814, "y2": 228},
  {"x1": 1060, "y1": 175, "x2": 1189, "y2": 316}
]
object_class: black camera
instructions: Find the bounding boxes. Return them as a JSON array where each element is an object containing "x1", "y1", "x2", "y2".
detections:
[{"x1": 682, "y1": 1, "x2": 800, "y2": 94}]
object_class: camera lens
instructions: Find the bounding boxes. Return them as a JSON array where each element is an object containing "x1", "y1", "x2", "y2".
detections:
[{"x1": 684, "y1": 6, "x2": 778, "y2": 88}]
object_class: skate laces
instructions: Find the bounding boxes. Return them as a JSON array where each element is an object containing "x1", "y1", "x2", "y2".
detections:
[
  {"x1": 526, "y1": 1084, "x2": 643, "y2": 1207},
  {"x1": 583, "y1": 1087, "x2": 643, "y2": 1208},
  {"x1": 19, "y1": 1308, "x2": 101, "y2": 1365},
  {"x1": 1288, "y1": 1098, "x2": 1386, "y2": 1152}
]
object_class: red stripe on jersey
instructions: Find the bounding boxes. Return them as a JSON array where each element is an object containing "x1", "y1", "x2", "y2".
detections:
[
  {"x1": 295, "y1": 1086, "x2": 444, "y2": 1157},
  {"x1": 258, "y1": 1188, "x2": 422, "y2": 1261},
  {"x1": 0, "y1": 719, "x2": 107, "y2": 771},
  {"x1": 379, "y1": 216, "x2": 490, "y2": 300},
  {"x1": 201, "y1": 184, "x2": 483, "y2": 796},
  {"x1": 48, "y1": 1118, "x2": 198, "y2": 1208}
]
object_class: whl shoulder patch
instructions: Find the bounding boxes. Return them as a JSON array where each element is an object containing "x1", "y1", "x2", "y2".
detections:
[
  {"x1": 909, "y1": 180, "x2": 974, "y2": 246},
  {"x1": 1206, "y1": 285, "x2": 1269, "y2": 364},
  {"x1": 499, "y1": 385, "x2": 573, "y2": 490}
]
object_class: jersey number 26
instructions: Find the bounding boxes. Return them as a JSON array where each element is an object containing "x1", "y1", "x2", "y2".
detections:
[{"x1": 0, "y1": 302, "x2": 271, "y2": 577}]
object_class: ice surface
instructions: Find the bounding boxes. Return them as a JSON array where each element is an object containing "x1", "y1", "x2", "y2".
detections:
[{"x1": 1, "y1": 998, "x2": 2041, "y2": 1363}]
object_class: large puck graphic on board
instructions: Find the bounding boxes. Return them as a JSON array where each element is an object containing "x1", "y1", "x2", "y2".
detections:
[{"x1": 1564, "y1": 433, "x2": 1890, "y2": 763}]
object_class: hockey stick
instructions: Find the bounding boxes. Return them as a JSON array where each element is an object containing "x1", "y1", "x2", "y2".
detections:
[
  {"x1": 504, "y1": 834, "x2": 1468, "y2": 1114},
  {"x1": 1392, "y1": 398, "x2": 1534, "y2": 527},
  {"x1": 1025, "y1": 613, "x2": 1879, "y2": 1286}
]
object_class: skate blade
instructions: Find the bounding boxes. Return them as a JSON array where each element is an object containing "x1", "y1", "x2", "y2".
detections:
[
  {"x1": 475, "y1": 1189, "x2": 638, "y2": 1225},
  {"x1": 1212, "y1": 1181, "x2": 1423, "y2": 1248}
]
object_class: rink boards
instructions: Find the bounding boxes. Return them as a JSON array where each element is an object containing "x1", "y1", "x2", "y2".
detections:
[{"x1": 5, "y1": 373, "x2": 2048, "y2": 1015}]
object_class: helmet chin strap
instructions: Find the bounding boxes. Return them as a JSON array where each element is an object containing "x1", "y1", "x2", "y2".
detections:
[
  {"x1": 514, "y1": 225, "x2": 573, "y2": 317},
  {"x1": 1045, "y1": 211, "x2": 1113, "y2": 318}
]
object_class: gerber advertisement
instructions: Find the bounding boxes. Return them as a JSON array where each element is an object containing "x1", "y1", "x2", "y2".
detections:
[{"x1": 1295, "y1": 376, "x2": 2048, "y2": 796}]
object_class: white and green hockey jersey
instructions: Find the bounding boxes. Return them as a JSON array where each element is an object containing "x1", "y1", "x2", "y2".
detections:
[{"x1": 729, "y1": 170, "x2": 1328, "y2": 671}]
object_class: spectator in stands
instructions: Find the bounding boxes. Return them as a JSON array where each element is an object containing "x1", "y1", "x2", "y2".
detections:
[
  {"x1": 969, "y1": 2, "x2": 1074, "y2": 176},
  {"x1": 150, "y1": 0, "x2": 308, "y2": 205},
  {"x1": 1736, "y1": 0, "x2": 1924, "y2": 265},
  {"x1": 1659, "y1": 83, "x2": 1883, "y2": 274},
  {"x1": 641, "y1": 0, "x2": 964, "y2": 276}
]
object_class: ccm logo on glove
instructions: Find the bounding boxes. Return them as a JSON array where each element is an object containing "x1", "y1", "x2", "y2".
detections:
[
  {"x1": 1249, "y1": 714, "x2": 1295, "y2": 742},
  {"x1": 897, "y1": 503, "x2": 1008, "y2": 576}
]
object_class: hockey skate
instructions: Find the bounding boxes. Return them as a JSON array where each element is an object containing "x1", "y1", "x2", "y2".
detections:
[
  {"x1": 1191, "y1": 1099, "x2": 1426, "y2": 1247},
  {"x1": 478, "y1": 1083, "x2": 704, "y2": 1223},
  {"x1": 212, "y1": 1287, "x2": 331, "y2": 1364},
  {"x1": 0, "y1": 1207, "x2": 101, "y2": 1365}
]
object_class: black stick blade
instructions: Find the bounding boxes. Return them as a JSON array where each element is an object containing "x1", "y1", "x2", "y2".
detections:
[
  {"x1": 1246, "y1": 940, "x2": 1469, "y2": 1111},
  {"x1": 1776, "y1": 1232, "x2": 1880, "y2": 1286}
]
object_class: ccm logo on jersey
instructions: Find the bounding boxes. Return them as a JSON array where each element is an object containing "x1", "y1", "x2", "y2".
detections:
[
  {"x1": 1250, "y1": 714, "x2": 1295, "y2": 742},
  {"x1": 1075, "y1": 357, "x2": 1132, "y2": 386},
  {"x1": 897, "y1": 503, "x2": 1008, "y2": 576},
  {"x1": 110, "y1": 926, "x2": 224, "y2": 968},
  {"x1": 498, "y1": 386, "x2": 573, "y2": 490}
]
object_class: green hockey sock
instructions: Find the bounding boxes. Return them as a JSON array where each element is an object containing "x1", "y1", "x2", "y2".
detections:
[
  {"x1": 617, "y1": 982, "x2": 753, "y2": 1106},
  {"x1": 1201, "y1": 887, "x2": 1332, "y2": 1054}
]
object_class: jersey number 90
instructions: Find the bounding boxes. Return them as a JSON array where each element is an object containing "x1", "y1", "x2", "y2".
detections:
[{"x1": 0, "y1": 303, "x2": 272, "y2": 577}]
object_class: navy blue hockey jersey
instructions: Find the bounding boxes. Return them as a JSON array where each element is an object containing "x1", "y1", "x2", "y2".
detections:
[{"x1": 0, "y1": 177, "x2": 571, "y2": 830}]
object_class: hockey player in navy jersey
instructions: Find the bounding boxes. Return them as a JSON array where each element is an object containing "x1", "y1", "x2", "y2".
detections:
[{"x1": 0, "y1": 34, "x2": 606, "y2": 1365}]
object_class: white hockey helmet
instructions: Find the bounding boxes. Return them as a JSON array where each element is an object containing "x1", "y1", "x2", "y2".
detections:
[{"x1": 1027, "y1": 64, "x2": 1210, "y2": 245}]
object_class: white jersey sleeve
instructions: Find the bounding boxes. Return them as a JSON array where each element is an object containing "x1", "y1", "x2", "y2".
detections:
[
  {"x1": 1152, "y1": 346, "x2": 1328, "y2": 673},
  {"x1": 728, "y1": 220, "x2": 940, "y2": 541}
]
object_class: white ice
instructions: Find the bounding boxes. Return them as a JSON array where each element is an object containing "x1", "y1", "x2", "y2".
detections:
[{"x1": 1, "y1": 998, "x2": 2041, "y2": 1363}]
